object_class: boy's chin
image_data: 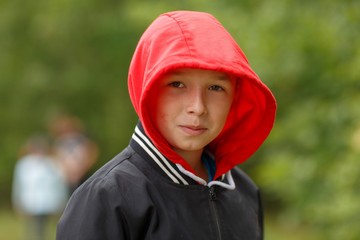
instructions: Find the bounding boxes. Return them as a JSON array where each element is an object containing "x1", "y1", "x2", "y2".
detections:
[{"x1": 171, "y1": 143, "x2": 207, "y2": 154}]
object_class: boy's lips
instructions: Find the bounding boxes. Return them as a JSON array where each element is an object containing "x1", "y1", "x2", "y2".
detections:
[{"x1": 179, "y1": 125, "x2": 207, "y2": 136}]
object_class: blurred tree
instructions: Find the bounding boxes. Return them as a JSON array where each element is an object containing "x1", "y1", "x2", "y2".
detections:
[{"x1": 234, "y1": 1, "x2": 360, "y2": 239}]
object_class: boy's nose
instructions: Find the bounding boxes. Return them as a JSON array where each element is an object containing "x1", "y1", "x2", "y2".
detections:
[{"x1": 186, "y1": 89, "x2": 207, "y2": 115}]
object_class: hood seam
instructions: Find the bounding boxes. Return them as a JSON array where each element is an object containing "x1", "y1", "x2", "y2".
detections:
[{"x1": 163, "y1": 13, "x2": 193, "y2": 58}]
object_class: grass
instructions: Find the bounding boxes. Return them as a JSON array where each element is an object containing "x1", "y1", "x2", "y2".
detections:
[
  {"x1": 0, "y1": 207, "x2": 59, "y2": 240},
  {"x1": 264, "y1": 213, "x2": 323, "y2": 240}
]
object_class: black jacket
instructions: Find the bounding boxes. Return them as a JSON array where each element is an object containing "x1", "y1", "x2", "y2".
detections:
[{"x1": 56, "y1": 124, "x2": 263, "y2": 240}]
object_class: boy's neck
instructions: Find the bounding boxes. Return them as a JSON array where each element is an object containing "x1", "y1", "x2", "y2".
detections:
[{"x1": 173, "y1": 148, "x2": 209, "y2": 181}]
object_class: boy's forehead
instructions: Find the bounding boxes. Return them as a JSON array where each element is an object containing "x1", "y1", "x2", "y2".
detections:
[{"x1": 166, "y1": 68, "x2": 231, "y2": 80}]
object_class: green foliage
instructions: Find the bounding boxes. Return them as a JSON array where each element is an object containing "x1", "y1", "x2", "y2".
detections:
[
  {"x1": 236, "y1": 1, "x2": 360, "y2": 239},
  {"x1": 1, "y1": 0, "x2": 359, "y2": 239}
]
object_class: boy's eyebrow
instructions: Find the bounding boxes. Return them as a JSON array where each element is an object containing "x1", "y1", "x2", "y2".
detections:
[
  {"x1": 216, "y1": 75, "x2": 232, "y2": 81},
  {"x1": 170, "y1": 71, "x2": 185, "y2": 76},
  {"x1": 170, "y1": 71, "x2": 231, "y2": 80},
  {"x1": 211, "y1": 73, "x2": 232, "y2": 81}
]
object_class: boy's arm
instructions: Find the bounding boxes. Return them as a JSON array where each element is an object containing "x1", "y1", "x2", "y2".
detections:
[{"x1": 56, "y1": 178, "x2": 128, "y2": 240}]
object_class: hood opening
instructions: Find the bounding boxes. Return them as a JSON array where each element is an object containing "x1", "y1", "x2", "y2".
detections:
[{"x1": 128, "y1": 11, "x2": 277, "y2": 180}]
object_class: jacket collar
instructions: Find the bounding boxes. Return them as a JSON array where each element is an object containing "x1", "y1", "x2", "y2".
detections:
[{"x1": 130, "y1": 121, "x2": 235, "y2": 189}]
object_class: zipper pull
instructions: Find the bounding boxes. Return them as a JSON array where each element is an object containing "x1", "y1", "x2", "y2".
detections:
[{"x1": 209, "y1": 186, "x2": 216, "y2": 201}]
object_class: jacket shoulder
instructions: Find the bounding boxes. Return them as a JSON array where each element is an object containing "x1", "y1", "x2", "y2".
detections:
[
  {"x1": 231, "y1": 166, "x2": 259, "y2": 194},
  {"x1": 57, "y1": 146, "x2": 149, "y2": 239},
  {"x1": 76, "y1": 145, "x2": 149, "y2": 197}
]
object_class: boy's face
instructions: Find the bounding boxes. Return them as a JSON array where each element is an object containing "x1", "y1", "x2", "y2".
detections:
[{"x1": 150, "y1": 68, "x2": 236, "y2": 156}]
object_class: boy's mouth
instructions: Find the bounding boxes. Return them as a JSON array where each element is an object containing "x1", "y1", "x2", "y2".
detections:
[{"x1": 179, "y1": 125, "x2": 207, "y2": 136}]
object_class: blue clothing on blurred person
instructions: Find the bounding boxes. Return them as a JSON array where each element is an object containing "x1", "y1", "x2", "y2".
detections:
[
  {"x1": 13, "y1": 134, "x2": 69, "y2": 240},
  {"x1": 12, "y1": 154, "x2": 68, "y2": 215}
]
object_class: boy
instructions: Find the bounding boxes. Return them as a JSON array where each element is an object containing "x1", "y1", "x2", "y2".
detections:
[{"x1": 57, "y1": 11, "x2": 276, "y2": 240}]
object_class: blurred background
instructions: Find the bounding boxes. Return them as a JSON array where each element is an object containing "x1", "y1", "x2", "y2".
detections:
[{"x1": 1, "y1": 0, "x2": 359, "y2": 239}]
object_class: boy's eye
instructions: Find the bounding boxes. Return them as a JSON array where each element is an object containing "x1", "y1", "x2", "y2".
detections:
[
  {"x1": 168, "y1": 81, "x2": 185, "y2": 88},
  {"x1": 209, "y1": 85, "x2": 224, "y2": 91}
]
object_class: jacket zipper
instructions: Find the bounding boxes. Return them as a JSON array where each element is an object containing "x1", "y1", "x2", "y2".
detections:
[{"x1": 209, "y1": 186, "x2": 222, "y2": 240}]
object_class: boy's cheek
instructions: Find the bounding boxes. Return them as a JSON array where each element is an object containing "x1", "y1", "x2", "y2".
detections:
[{"x1": 158, "y1": 113, "x2": 169, "y2": 123}]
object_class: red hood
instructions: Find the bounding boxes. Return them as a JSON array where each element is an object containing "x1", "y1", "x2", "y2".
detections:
[{"x1": 128, "y1": 11, "x2": 276, "y2": 180}]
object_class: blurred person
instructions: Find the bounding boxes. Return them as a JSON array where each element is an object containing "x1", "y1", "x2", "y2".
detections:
[
  {"x1": 12, "y1": 134, "x2": 68, "y2": 240},
  {"x1": 49, "y1": 115, "x2": 99, "y2": 193},
  {"x1": 57, "y1": 11, "x2": 276, "y2": 240}
]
